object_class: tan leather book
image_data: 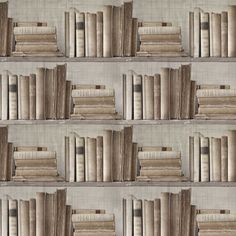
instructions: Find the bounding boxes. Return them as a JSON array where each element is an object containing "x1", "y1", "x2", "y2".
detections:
[
  {"x1": 87, "y1": 13, "x2": 97, "y2": 57},
  {"x1": 36, "y1": 192, "x2": 45, "y2": 236},
  {"x1": 221, "y1": 11, "x2": 228, "y2": 57},
  {"x1": 221, "y1": 136, "x2": 228, "y2": 182},
  {"x1": 96, "y1": 12, "x2": 103, "y2": 57},
  {"x1": 20, "y1": 200, "x2": 30, "y2": 236},
  {"x1": 15, "y1": 34, "x2": 56, "y2": 42},
  {"x1": 29, "y1": 199, "x2": 36, "y2": 236},
  {"x1": 154, "y1": 74, "x2": 161, "y2": 120}
]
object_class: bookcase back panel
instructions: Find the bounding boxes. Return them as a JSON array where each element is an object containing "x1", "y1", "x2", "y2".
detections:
[
  {"x1": 0, "y1": 186, "x2": 236, "y2": 235},
  {"x1": 3, "y1": 0, "x2": 236, "y2": 53}
]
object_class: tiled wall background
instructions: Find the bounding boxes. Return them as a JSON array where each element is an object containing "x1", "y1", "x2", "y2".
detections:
[{"x1": 1, "y1": 0, "x2": 236, "y2": 235}]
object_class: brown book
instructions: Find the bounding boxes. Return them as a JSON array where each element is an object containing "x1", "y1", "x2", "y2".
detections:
[
  {"x1": 123, "y1": 126, "x2": 133, "y2": 181},
  {"x1": 0, "y1": 127, "x2": 8, "y2": 181},
  {"x1": 161, "y1": 192, "x2": 171, "y2": 236},
  {"x1": 65, "y1": 80, "x2": 72, "y2": 119},
  {"x1": 113, "y1": 6, "x2": 123, "y2": 57},
  {"x1": 140, "y1": 146, "x2": 172, "y2": 152},
  {"x1": 190, "y1": 80, "x2": 196, "y2": 119},
  {"x1": 36, "y1": 192, "x2": 46, "y2": 236},
  {"x1": 12, "y1": 51, "x2": 63, "y2": 57},
  {"x1": 190, "y1": 205, "x2": 196, "y2": 236},
  {"x1": 228, "y1": 130, "x2": 236, "y2": 181},
  {"x1": 65, "y1": 205, "x2": 72, "y2": 236},
  {"x1": 123, "y1": 1, "x2": 133, "y2": 56},
  {"x1": 131, "y1": 18, "x2": 138, "y2": 56},
  {"x1": 45, "y1": 68, "x2": 57, "y2": 119},
  {"x1": 12, "y1": 175, "x2": 64, "y2": 182},
  {"x1": 140, "y1": 43, "x2": 182, "y2": 53},
  {"x1": 70, "y1": 113, "x2": 120, "y2": 120},
  {"x1": 96, "y1": 136, "x2": 103, "y2": 182},
  {"x1": 131, "y1": 143, "x2": 138, "y2": 181},
  {"x1": 29, "y1": 74, "x2": 36, "y2": 120},
  {"x1": 96, "y1": 11, "x2": 103, "y2": 58},
  {"x1": 7, "y1": 18, "x2": 13, "y2": 56},
  {"x1": 154, "y1": 199, "x2": 161, "y2": 236},
  {"x1": 140, "y1": 33, "x2": 181, "y2": 42},
  {"x1": 36, "y1": 68, "x2": 46, "y2": 120},
  {"x1": 73, "y1": 97, "x2": 114, "y2": 106},
  {"x1": 15, "y1": 169, "x2": 58, "y2": 176},
  {"x1": 15, "y1": 158, "x2": 56, "y2": 168},
  {"x1": 29, "y1": 198, "x2": 36, "y2": 236},
  {"x1": 6, "y1": 142, "x2": 13, "y2": 181},
  {"x1": 154, "y1": 74, "x2": 161, "y2": 120},
  {"x1": 221, "y1": 136, "x2": 228, "y2": 182},
  {"x1": 139, "y1": 158, "x2": 181, "y2": 168},
  {"x1": 0, "y1": 2, "x2": 8, "y2": 56},
  {"x1": 15, "y1": 43, "x2": 58, "y2": 52},
  {"x1": 14, "y1": 146, "x2": 47, "y2": 151},
  {"x1": 14, "y1": 22, "x2": 47, "y2": 27},
  {"x1": 170, "y1": 193, "x2": 180, "y2": 235},
  {"x1": 56, "y1": 64, "x2": 67, "y2": 119},
  {"x1": 15, "y1": 34, "x2": 56, "y2": 42}
]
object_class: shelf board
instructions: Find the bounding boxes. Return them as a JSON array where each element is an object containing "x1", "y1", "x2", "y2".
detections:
[
  {"x1": 1, "y1": 181, "x2": 236, "y2": 187},
  {"x1": 1, "y1": 56, "x2": 236, "y2": 63},
  {"x1": 0, "y1": 119, "x2": 235, "y2": 126}
]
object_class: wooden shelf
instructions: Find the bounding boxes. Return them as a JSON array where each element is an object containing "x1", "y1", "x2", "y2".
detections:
[
  {"x1": 1, "y1": 56, "x2": 236, "y2": 63},
  {"x1": 0, "y1": 119, "x2": 235, "y2": 126},
  {"x1": 1, "y1": 181, "x2": 236, "y2": 187}
]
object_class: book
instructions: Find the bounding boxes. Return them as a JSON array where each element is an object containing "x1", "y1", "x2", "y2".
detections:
[
  {"x1": 211, "y1": 13, "x2": 221, "y2": 57},
  {"x1": 221, "y1": 136, "x2": 228, "y2": 182},
  {"x1": 228, "y1": 6, "x2": 236, "y2": 57},
  {"x1": 228, "y1": 130, "x2": 236, "y2": 181},
  {"x1": 9, "y1": 199, "x2": 17, "y2": 236},
  {"x1": 133, "y1": 199, "x2": 142, "y2": 236},
  {"x1": 29, "y1": 199, "x2": 36, "y2": 236},
  {"x1": 221, "y1": 12, "x2": 228, "y2": 57},
  {"x1": 0, "y1": 2, "x2": 8, "y2": 57},
  {"x1": 193, "y1": 8, "x2": 201, "y2": 57},
  {"x1": 200, "y1": 12, "x2": 210, "y2": 57},
  {"x1": 133, "y1": 73, "x2": 142, "y2": 120},
  {"x1": 96, "y1": 11, "x2": 103, "y2": 57},
  {"x1": 76, "y1": 12, "x2": 85, "y2": 57},
  {"x1": 87, "y1": 13, "x2": 97, "y2": 57},
  {"x1": 200, "y1": 137, "x2": 210, "y2": 182},
  {"x1": 8, "y1": 74, "x2": 18, "y2": 120}
]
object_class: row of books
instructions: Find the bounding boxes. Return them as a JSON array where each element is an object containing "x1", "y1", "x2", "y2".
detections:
[
  {"x1": 196, "y1": 86, "x2": 236, "y2": 120},
  {"x1": 0, "y1": 64, "x2": 71, "y2": 120},
  {"x1": 72, "y1": 209, "x2": 116, "y2": 236},
  {"x1": 65, "y1": 1, "x2": 137, "y2": 58},
  {"x1": 189, "y1": 6, "x2": 236, "y2": 58},
  {"x1": 137, "y1": 147, "x2": 188, "y2": 182},
  {"x1": 0, "y1": 2, "x2": 13, "y2": 57},
  {"x1": 0, "y1": 189, "x2": 71, "y2": 236},
  {"x1": 189, "y1": 130, "x2": 236, "y2": 182},
  {"x1": 137, "y1": 22, "x2": 185, "y2": 57},
  {"x1": 71, "y1": 84, "x2": 119, "y2": 120},
  {"x1": 65, "y1": 126, "x2": 137, "y2": 182},
  {"x1": 123, "y1": 64, "x2": 195, "y2": 120}
]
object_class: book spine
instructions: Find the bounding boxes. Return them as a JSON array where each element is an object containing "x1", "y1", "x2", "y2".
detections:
[
  {"x1": 154, "y1": 199, "x2": 161, "y2": 236},
  {"x1": 125, "y1": 197, "x2": 133, "y2": 236},
  {"x1": 228, "y1": 130, "x2": 236, "y2": 181},
  {"x1": 221, "y1": 11, "x2": 228, "y2": 57},
  {"x1": 133, "y1": 73, "x2": 142, "y2": 120},
  {"x1": 190, "y1": 205, "x2": 196, "y2": 236},
  {"x1": 76, "y1": 12, "x2": 85, "y2": 57},
  {"x1": 211, "y1": 13, "x2": 221, "y2": 57},
  {"x1": 69, "y1": 133, "x2": 75, "y2": 182},
  {"x1": 9, "y1": 199, "x2": 17, "y2": 236},
  {"x1": 112, "y1": 6, "x2": 121, "y2": 57},
  {"x1": 193, "y1": 133, "x2": 200, "y2": 182},
  {"x1": 193, "y1": 8, "x2": 200, "y2": 57},
  {"x1": 75, "y1": 136, "x2": 85, "y2": 182},
  {"x1": 36, "y1": 68, "x2": 45, "y2": 120},
  {"x1": 65, "y1": 136, "x2": 69, "y2": 182},
  {"x1": 145, "y1": 76, "x2": 154, "y2": 120},
  {"x1": 200, "y1": 137, "x2": 210, "y2": 182},
  {"x1": 36, "y1": 193, "x2": 45, "y2": 236},
  {"x1": 6, "y1": 19, "x2": 13, "y2": 55},
  {"x1": 189, "y1": 136, "x2": 194, "y2": 182},
  {"x1": 96, "y1": 136, "x2": 103, "y2": 182},
  {"x1": 2, "y1": 197, "x2": 8, "y2": 236},
  {"x1": 103, "y1": 5, "x2": 113, "y2": 57},
  {"x1": 160, "y1": 68, "x2": 170, "y2": 120},
  {"x1": 103, "y1": 130, "x2": 113, "y2": 181},
  {"x1": 7, "y1": 143, "x2": 13, "y2": 181},
  {"x1": 29, "y1": 74, "x2": 36, "y2": 120},
  {"x1": 126, "y1": 70, "x2": 133, "y2": 120},
  {"x1": 133, "y1": 199, "x2": 142, "y2": 236},
  {"x1": 87, "y1": 137, "x2": 97, "y2": 181},
  {"x1": 96, "y1": 12, "x2": 103, "y2": 58},
  {"x1": 145, "y1": 200, "x2": 154, "y2": 236},
  {"x1": 29, "y1": 199, "x2": 36, "y2": 236},
  {"x1": 189, "y1": 12, "x2": 194, "y2": 57},
  {"x1": 221, "y1": 136, "x2": 228, "y2": 182},
  {"x1": 212, "y1": 138, "x2": 221, "y2": 182},
  {"x1": 20, "y1": 76, "x2": 29, "y2": 120},
  {"x1": 65, "y1": 80, "x2": 71, "y2": 119},
  {"x1": 153, "y1": 74, "x2": 161, "y2": 120},
  {"x1": 190, "y1": 80, "x2": 196, "y2": 119},
  {"x1": 200, "y1": 12, "x2": 210, "y2": 57},
  {"x1": 124, "y1": 126, "x2": 133, "y2": 181},
  {"x1": 131, "y1": 18, "x2": 138, "y2": 56},
  {"x1": 64, "y1": 12, "x2": 70, "y2": 57},
  {"x1": 9, "y1": 75, "x2": 18, "y2": 120},
  {"x1": 2, "y1": 71, "x2": 8, "y2": 120},
  {"x1": 161, "y1": 192, "x2": 170, "y2": 236},
  {"x1": 87, "y1": 13, "x2": 97, "y2": 57},
  {"x1": 69, "y1": 8, "x2": 75, "y2": 58},
  {"x1": 65, "y1": 205, "x2": 72, "y2": 236},
  {"x1": 20, "y1": 200, "x2": 29, "y2": 236},
  {"x1": 228, "y1": 6, "x2": 236, "y2": 57},
  {"x1": 131, "y1": 143, "x2": 138, "y2": 181}
]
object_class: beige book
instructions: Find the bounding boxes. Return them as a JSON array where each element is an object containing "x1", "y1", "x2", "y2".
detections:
[
  {"x1": 200, "y1": 137, "x2": 209, "y2": 182},
  {"x1": 221, "y1": 12, "x2": 228, "y2": 57},
  {"x1": 212, "y1": 138, "x2": 221, "y2": 182},
  {"x1": 139, "y1": 158, "x2": 181, "y2": 168},
  {"x1": 36, "y1": 192, "x2": 45, "y2": 236},
  {"x1": 194, "y1": 132, "x2": 201, "y2": 182},
  {"x1": 87, "y1": 138, "x2": 97, "y2": 182},
  {"x1": 145, "y1": 200, "x2": 154, "y2": 236},
  {"x1": 170, "y1": 193, "x2": 180, "y2": 235},
  {"x1": 69, "y1": 133, "x2": 75, "y2": 182},
  {"x1": 15, "y1": 34, "x2": 56, "y2": 42},
  {"x1": 15, "y1": 169, "x2": 58, "y2": 176},
  {"x1": 65, "y1": 80, "x2": 72, "y2": 119},
  {"x1": 72, "y1": 88, "x2": 114, "y2": 97},
  {"x1": 12, "y1": 175, "x2": 64, "y2": 182},
  {"x1": 14, "y1": 146, "x2": 47, "y2": 152},
  {"x1": 138, "y1": 26, "x2": 181, "y2": 35},
  {"x1": 198, "y1": 106, "x2": 236, "y2": 114},
  {"x1": 73, "y1": 107, "x2": 116, "y2": 114},
  {"x1": 45, "y1": 193, "x2": 56, "y2": 236},
  {"x1": 36, "y1": 67, "x2": 45, "y2": 120},
  {"x1": 140, "y1": 169, "x2": 182, "y2": 176},
  {"x1": 153, "y1": 74, "x2": 161, "y2": 120},
  {"x1": 133, "y1": 199, "x2": 142, "y2": 236},
  {"x1": 211, "y1": 13, "x2": 221, "y2": 57},
  {"x1": 29, "y1": 199, "x2": 36, "y2": 236},
  {"x1": 133, "y1": 73, "x2": 142, "y2": 120},
  {"x1": 14, "y1": 151, "x2": 56, "y2": 160},
  {"x1": 138, "y1": 151, "x2": 180, "y2": 160},
  {"x1": 198, "y1": 221, "x2": 236, "y2": 230},
  {"x1": 76, "y1": 12, "x2": 85, "y2": 57},
  {"x1": 96, "y1": 136, "x2": 103, "y2": 182},
  {"x1": 8, "y1": 74, "x2": 18, "y2": 120},
  {"x1": 14, "y1": 21, "x2": 47, "y2": 27},
  {"x1": 140, "y1": 146, "x2": 172, "y2": 152},
  {"x1": 76, "y1": 136, "x2": 85, "y2": 182},
  {"x1": 20, "y1": 75, "x2": 29, "y2": 120},
  {"x1": 103, "y1": 130, "x2": 113, "y2": 182},
  {"x1": 0, "y1": 127, "x2": 9, "y2": 181},
  {"x1": 20, "y1": 200, "x2": 29, "y2": 236},
  {"x1": 136, "y1": 175, "x2": 188, "y2": 182},
  {"x1": 131, "y1": 18, "x2": 138, "y2": 56},
  {"x1": 193, "y1": 8, "x2": 201, "y2": 57},
  {"x1": 96, "y1": 11, "x2": 103, "y2": 57},
  {"x1": 14, "y1": 26, "x2": 56, "y2": 35},
  {"x1": 195, "y1": 114, "x2": 236, "y2": 119},
  {"x1": 143, "y1": 75, "x2": 154, "y2": 120},
  {"x1": 196, "y1": 209, "x2": 230, "y2": 214},
  {"x1": 190, "y1": 80, "x2": 197, "y2": 119},
  {"x1": 69, "y1": 8, "x2": 75, "y2": 57},
  {"x1": 140, "y1": 44, "x2": 182, "y2": 52},
  {"x1": 70, "y1": 113, "x2": 120, "y2": 120},
  {"x1": 1, "y1": 70, "x2": 8, "y2": 120},
  {"x1": 16, "y1": 166, "x2": 57, "y2": 170},
  {"x1": 197, "y1": 213, "x2": 236, "y2": 222},
  {"x1": 190, "y1": 205, "x2": 197, "y2": 236},
  {"x1": 9, "y1": 199, "x2": 18, "y2": 236},
  {"x1": 136, "y1": 51, "x2": 187, "y2": 57},
  {"x1": 125, "y1": 70, "x2": 133, "y2": 120},
  {"x1": 197, "y1": 89, "x2": 236, "y2": 97},
  {"x1": 103, "y1": 5, "x2": 113, "y2": 57},
  {"x1": 112, "y1": 131, "x2": 122, "y2": 181},
  {"x1": 15, "y1": 44, "x2": 58, "y2": 52},
  {"x1": 64, "y1": 12, "x2": 69, "y2": 56},
  {"x1": 72, "y1": 209, "x2": 106, "y2": 214},
  {"x1": 198, "y1": 97, "x2": 236, "y2": 105},
  {"x1": 7, "y1": 143, "x2": 13, "y2": 181},
  {"x1": 228, "y1": 130, "x2": 236, "y2": 181},
  {"x1": 154, "y1": 199, "x2": 161, "y2": 236},
  {"x1": 189, "y1": 12, "x2": 194, "y2": 57},
  {"x1": 140, "y1": 34, "x2": 181, "y2": 42},
  {"x1": 113, "y1": 6, "x2": 122, "y2": 57},
  {"x1": 131, "y1": 143, "x2": 138, "y2": 181},
  {"x1": 72, "y1": 213, "x2": 114, "y2": 222},
  {"x1": 12, "y1": 51, "x2": 63, "y2": 57},
  {"x1": 141, "y1": 22, "x2": 172, "y2": 27},
  {"x1": 228, "y1": 6, "x2": 236, "y2": 57},
  {"x1": 161, "y1": 192, "x2": 170, "y2": 236},
  {"x1": 73, "y1": 97, "x2": 115, "y2": 106},
  {"x1": 65, "y1": 205, "x2": 72, "y2": 236},
  {"x1": 73, "y1": 232, "x2": 115, "y2": 236},
  {"x1": 29, "y1": 74, "x2": 36, "y2": 120},
  {"x1": 87, "y1": 13, "x2": 97, "y2": 57},
  {"x1": 221, "y1": 136, "x2": 228, "y2": 182},
  {"x1": 73, "y1": 221, "x2": 114, "y2": 230},
  {"x1": 197, "y1": 84, "x2": 230, "y2": 89},
  {"x1": 200, "y1": 12, "x2": 210, "y2": 57},
  {"x1": 72, "y1": 84, "x2": 106, "y2": 90},
  {"x1": 160, "y1": 68, "x2": 170, "y2": 119}
]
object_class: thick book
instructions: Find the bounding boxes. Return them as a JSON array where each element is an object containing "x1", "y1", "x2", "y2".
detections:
[
  {"x1": 200, "y1": 137, "x2": 209, "y2": 182},
  {"x1": 113, "y1": 6, "x2": 123, "y2": 57},
  {"x1": 228, "y1": 130, "x2": 236, "y2": 181},
  {"x1": 221, "y1": 11, "x2": 228, "y2": 57},
  {"x1": 0, "y1": 2, "x2": 8, "y2": 56},
  {"x1": 112, "y1": 131, "x2": 122, "y2": 181},
  {"x1": 211, "y1": 13, "x2": 221, "y2": 57},
  {"x1": 221, "y1": 136, "x2": 228, "y2": 182},
  {"x1": 9, "y1": 199, "x2": 18, "y2": 236},
  {"x1": 228, "y1": 6, "x2": 236, "y2": 57},
  {"x1": 133, "y1": 73, "x2": 142, "y2": 120},
  {"x1": 96, "y1": 12, "x2": 103, "y2": 57},
  {"x1": 76, "y1": 12, "x2": 85, "y2": 57},
  {"x1": 200, "y1": 12, "x2": 210, "y2": 57}
]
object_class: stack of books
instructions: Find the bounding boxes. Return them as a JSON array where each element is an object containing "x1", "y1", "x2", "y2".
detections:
[
  {"x1": 123, "y1": 64, "x2": 196, "y2": 120},
  {"x1": 0, "y1": 189, "x2": 72, "y2": 236},
  {"x1": 197, "y1": 213, "x2": 236, "y2": 236},
  {"x1": 189, "y1": 6, "x2": 236, "y2": 58},
  {"x1": 72, "y1": 209, "x2": 116, "y2": 236},
  {"x1": 0, "y1": 126, "x2": 13, "y2": 181},
  {"x1": 71, "y1": 84, "x2": 119, "y2": 120},
  {"x1": 189, "y1": 130, "x2": 236, "y2": 182},
  {"x1": 65, "y1": 126, "x2": 137, "y2": 182},
  {"x1": 12, "y1": 21, "x2": 63, "y2": 57},
  {"x1": 195, "y1": 86, "x2": 236, "y2": 119},
  {"x1": 137, "y1": 146, "x2": 187, "y2": 181},
  {"x1": 0, "y1": 64, "x2": 71, "y2": 120},
  {"x1": 0, "y1": 2, "x2": 13, "y2": 57},
  {"x1": 65, "y1": 1, "x2": 137, "y2": 58},
  {"x1": 12, "y1": 147, "x2": 64, "y2": 182},
  {"x1": 137, "y1": 22, "x2": 185, "y2": 57},
  {"x1": 123, "y1": 189, "x2": 196, "y2": 236}
]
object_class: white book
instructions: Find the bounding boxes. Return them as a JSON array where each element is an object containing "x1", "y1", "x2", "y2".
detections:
[
  {"x1": 69, "y1": 8, "x2": 75, "y2": 58},
  {"x1": 75, "y1": 136, "x2": 85, "y2": 182},
  {"x1": 2, "y1": 196, "x2": 8, "y2": 236},
  {"x1": 125, "y1": 196, "x2": 133, "y2": 236},
  {"x1": 193, "y1": 8, "x2": 201, "y2": 57},
  {"x1": 72, "y1": 213, "x2": 114, "y2": 222},
  {"x1": 8, "y1": 74, "x2": 18, "y2": 120},
  {"x1": 194, "y1": 132, "x2": 201, "y2": 182},
  {"x1": 72, "y1": 89, "x2": 114, "y2": 97},
  {"x1": 138, "y1": 151, "x2": 180, "y2": 160},
  {"x1": 138, "y1": 26, "x2": 181, "y2": 35},
  {"x1": 13, "y1": 26, "x2": 56, "y2": 35},
  {"x1": 14, "y1": 151, "x2": 56, "y2": 160},
  {"x1": 197, "y1": 213, "x2": 236, "y2": 222},
  {"x1": 197, "y1": 89, "x2": 236, "y2": 97}
]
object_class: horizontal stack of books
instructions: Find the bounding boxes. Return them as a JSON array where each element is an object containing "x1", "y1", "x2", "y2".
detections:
[
  {"x1": 72, "y1": 209, "x2": 116, "y2": 236},
  {"x1": 189, "y1": 6, "x2": 236, "y2": 58},
  {"x1": 123, "y1": 64, "x2": 196, "y2": 120},
  {"x1": 0, "y1": 64, "x2": 71, "y2": 120},
  {"x1": 65, "y1": 1, "x2": 137, "y2": 58},
  {"x1": 65, "y1": 126, "x2": 137, "y2": 182},
  {"x1": 12, "y1": 147, "x2": 64, "y2": 182},
  {"x1": 197, "y1": 213, "x2": 236, "y2": 236},
  {"x1": 137, "y1": 22, "x2": 185, "y2": 57},
  {"x1": 0, "y1": 189, "x2": 71, "y2": 236},
  {"x1": 137, "y1": 146, "x2": 188, "y2": 181},
  {"x1": 123, "y1": 189, "x2": 196, "y2": 236},
  {"x1": 195, "y1": 86, "x2": 236, "y2": 119},
  {"x1": 13, "y1": 22, "x2": 63, "y2": 57},
  {"x1": 71, "y1": 84, "x2": 119, "y2": 120},
  {"x1": 0, "y1": 127, "x2": 12, "y2": 181},
  {"x1": 0, "y1": 2, "x2": 13, "y2": 57},
  {"x1": 189, "y1": 130, "x2": 236, "y2": 182}
]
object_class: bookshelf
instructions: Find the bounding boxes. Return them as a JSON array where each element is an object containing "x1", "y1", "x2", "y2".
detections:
[{"x1": 1, "y1": 0, "x2": 236, "y2": 235}]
